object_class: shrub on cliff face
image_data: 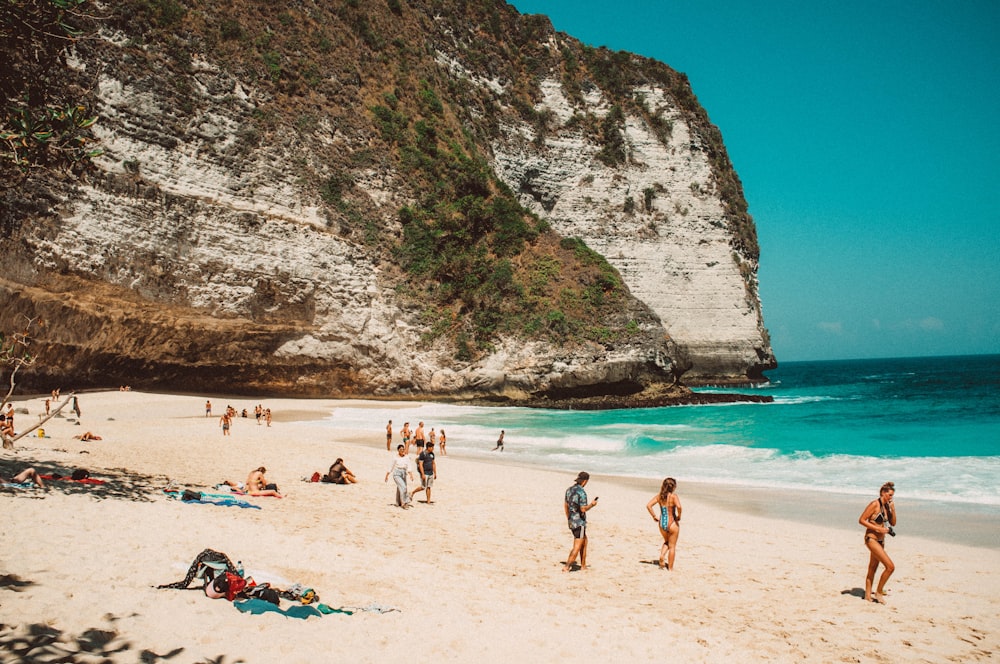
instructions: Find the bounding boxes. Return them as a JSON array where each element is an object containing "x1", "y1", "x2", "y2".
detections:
[{"x1": 0, "y1": 0, "x2": 102, "y2": 181}]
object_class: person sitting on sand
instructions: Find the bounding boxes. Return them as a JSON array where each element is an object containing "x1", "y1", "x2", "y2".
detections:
[
  {"x1": 73, "y1": 431, "x2": 102, "y2": 441},
  {"x1": 0, "y1": 467, "x2": 46, "y2": 488},
  {"x1": 246, "y1": 466, "x2": 283, "y2": 497},
  {"x1": 322, "y1": 458, "x2": 357, "y2": 484},
  {"x1": 645, "y1": 477, "x2": 682, "y2": 570},
  {"x1": 859, "y1": 481, "x2": 897, "y2": 604}
]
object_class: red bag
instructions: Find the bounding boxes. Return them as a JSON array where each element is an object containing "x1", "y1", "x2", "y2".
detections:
[
  {"x1": 224, "y1": 572, "x2": 247, "y2": 601},
  {"x1": 310, "y1": 472, "x2": 321, "y2": 483}
]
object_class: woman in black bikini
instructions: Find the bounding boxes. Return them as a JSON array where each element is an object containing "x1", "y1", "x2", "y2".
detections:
[{"x1": 858, "y1": 481, "x2": 896, "y2": 604}]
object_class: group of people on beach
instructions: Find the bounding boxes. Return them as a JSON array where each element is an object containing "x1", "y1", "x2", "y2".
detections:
[
  {"x1": 389, "y1": 419, "x2": 447, "y2": 456},
  {"x1": 562, "y1": 472, "x2": 682, "y2": 573},
  {"x1": 214, "y1": 402, "x2": 273, "y2": 436},
  {"x1": 565, "y1": 472, "x2": 897, "y2": 603},
  {"x1": 384, "y1": 420, "x2": 439, "y2": 508}
]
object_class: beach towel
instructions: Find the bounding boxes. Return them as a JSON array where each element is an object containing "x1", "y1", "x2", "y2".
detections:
[
  {"x1": 234, "y1": 598, "x2": 328, "y2": 619},
  {"x1": 165, "y1": 490, "x2": 262, "y2": 510},
  {"x1": 40, "y1": 474, "x2": 106, "y2": 485},
  {"x1": 0, "y1": 482, "x2": 35, "y2": 489}
]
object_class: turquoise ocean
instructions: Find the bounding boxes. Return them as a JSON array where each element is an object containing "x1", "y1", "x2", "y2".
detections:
[{"x1": 325, "y1": 354, "x2": 1000, "y2": 508}]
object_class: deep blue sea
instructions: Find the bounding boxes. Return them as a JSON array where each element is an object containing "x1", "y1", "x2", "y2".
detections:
[{"x1": 326, "y1": 355, "x2": 1000, "y2": 507}]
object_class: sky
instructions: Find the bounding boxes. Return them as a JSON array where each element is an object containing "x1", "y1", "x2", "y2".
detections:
[{"x1": 509, "y1": 1, "x2": 1000, "y2": 362}]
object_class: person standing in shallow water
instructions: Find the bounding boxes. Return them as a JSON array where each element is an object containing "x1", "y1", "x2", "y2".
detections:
[
  {"x1": 645, "y1": 477, "x2": 682, "y2": 570},
  {"x1": 859, "y1": 481, "x2": 897, "y2": 604},
  {"x1": 492, "y1": 430, "x2": 504, "y2": 452}
]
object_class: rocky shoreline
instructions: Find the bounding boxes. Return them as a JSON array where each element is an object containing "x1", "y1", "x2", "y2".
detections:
[{"x1": 473, "y1": 385, "x2": 774, "y2": 410}]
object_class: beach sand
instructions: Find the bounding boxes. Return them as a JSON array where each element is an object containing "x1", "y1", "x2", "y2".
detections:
[{"x1": 1, "y1": 390, "x2": 997, "y2": 662}]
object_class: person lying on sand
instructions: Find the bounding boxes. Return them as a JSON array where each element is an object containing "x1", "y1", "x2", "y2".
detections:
[
  {"x1": 246, "y1": 466, "x2": 283, "y2": 497},
  {"x1": 73, "y1": 431, "x2": 102, "y2": 441},
  {"x1": 0, "y1": 467, "x2": 46, "y2": 488}
]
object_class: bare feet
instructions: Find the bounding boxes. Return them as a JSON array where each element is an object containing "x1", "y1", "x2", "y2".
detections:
[{"x1": 873, "y1": 593, "x2": 886, "y2": 604}]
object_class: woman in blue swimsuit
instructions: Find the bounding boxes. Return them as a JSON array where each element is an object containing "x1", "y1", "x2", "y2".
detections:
[{"x1": 646, "y1": 477, "x2": 682, "y2": 570}]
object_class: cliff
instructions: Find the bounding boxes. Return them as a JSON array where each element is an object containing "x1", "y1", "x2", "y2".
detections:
[{"x1": 0, "y1": 0, "x2": 774, "y2": 400}]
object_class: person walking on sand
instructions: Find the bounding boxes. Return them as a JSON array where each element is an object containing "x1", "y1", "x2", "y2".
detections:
[
  {"x1": 72, "y1": 396, "x2": 81, "y2": 418},
  {"x1": 439, "y1": 429, "x2": 447, "y2": 455},
  {"x1": 385, "y1": 444, "x2": 415, "y2": 508},
  {"x1": 563, "y1": 472, "x2": 598, "y2": 572},
  {"x1": 492, "y1": 430, "x2": 504, "y2": 452},
  {"x1": 859, "y1": 481, "x2": 897, "y2": 604},
  {"x1": 645, "y1": 477, "x2": 682, "y2": 570},
  {"x1": 265, "y1": 408, "x2": 272, "y2": 427},
  {"x1": 220, "y1": 412, "x2": 232, "y2": 436},
  {"x1": 411, "y1": 441, "x2": 437, "y2": 503},
  {"x1": 205, "y1": 400, "x2": 212, "y2": 417},
  {"x1": 386, "y1": 420, "x2": 393, "y2": 451}
]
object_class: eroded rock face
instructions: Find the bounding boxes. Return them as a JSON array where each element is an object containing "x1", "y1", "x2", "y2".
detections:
[
  {"x1": 1, "y1": 3, "x2": 773, "y2": 398},
  {"x1": 486, "y1": 78, "x2": 774, "y2": 383}
]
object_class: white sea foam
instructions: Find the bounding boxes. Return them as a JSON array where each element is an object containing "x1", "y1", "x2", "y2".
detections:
[{"x1": 324, "y1": 397, "x2": 1000, "y2": 507}]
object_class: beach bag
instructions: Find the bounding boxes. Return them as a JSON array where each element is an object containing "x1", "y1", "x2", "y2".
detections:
[
  {"x1": 181, "y1": 489, "x2": 202, "y2": 501},
  {"x1": 223, "y1": 571, "x2": 248, "y2": 601},
  {"x1": 246, "y1": 583, "x2": 281, "y2": 605},
  {"x1": 71, "y1": 469, "x2": 90, "y2": 480},
  {"x1": 310, "y1": 472, "x2": 321, "y2": 483}
]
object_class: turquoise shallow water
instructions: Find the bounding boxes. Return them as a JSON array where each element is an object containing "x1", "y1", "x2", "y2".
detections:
[{"x1": 324, "y1": 355, "x2": 1000, "y2": 506}]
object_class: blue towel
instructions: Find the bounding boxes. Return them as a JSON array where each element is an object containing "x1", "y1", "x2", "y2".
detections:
[
  {"x1": 166, "y1": 491, "x2": 261, "y2": 509},
  {"x1": 233, "y1": 599, "x2": 325, "y2": 619}
]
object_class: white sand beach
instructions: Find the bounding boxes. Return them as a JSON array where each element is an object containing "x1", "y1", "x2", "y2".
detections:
[{"x1": 1, "y1": 390, "x2": 997, "y2": 662}]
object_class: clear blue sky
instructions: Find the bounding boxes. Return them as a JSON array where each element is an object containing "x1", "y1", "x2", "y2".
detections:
[{"x1": 509, "y1": 1, "x2": 1000, "y2": 362}]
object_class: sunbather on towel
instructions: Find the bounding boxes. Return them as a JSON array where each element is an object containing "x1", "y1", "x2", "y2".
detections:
[
  {"x1": 0, "y1": 467, "x2": 45, "y2": 488},
  {"x1": 246, "y1": 466, "x2": 283, "y2": 497}
]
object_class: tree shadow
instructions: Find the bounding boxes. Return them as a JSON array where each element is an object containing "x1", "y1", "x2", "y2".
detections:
[
  {"x1": 0, "y1": 574, "x2": 34, "y2": 591},
  {"x1": 0, "y1": 456, "x2": 168, "y2": 503},
  {"x1": 0, "y1": 619, "x2": 245, "y2": 663}
]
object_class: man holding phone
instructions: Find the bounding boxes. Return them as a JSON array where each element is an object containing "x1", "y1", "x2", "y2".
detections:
[{"x1": 563, "y1": 471, "x2": 598, "y2": 572}]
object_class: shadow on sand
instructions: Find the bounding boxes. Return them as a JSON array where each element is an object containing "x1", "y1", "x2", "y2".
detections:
[
  {"x1": 0, "y1": 617, "x2": 245, "y2": 663},
  {"x1": 0, "y1": 456, "x2": 168, "y2": 503}
]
